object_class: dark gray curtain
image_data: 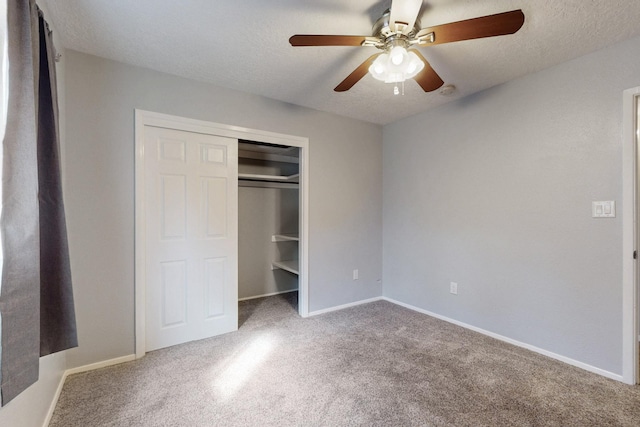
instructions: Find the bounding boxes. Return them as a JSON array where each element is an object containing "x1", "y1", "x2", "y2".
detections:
[
  {"x1": 0, "y1": 0, "x2": 41, "y2": 406},
  {"x1": 37, "y1": 7, "x2": 77, "y2": 357},
  {"x1": 0, "y1": 0, "x2": 77, "y2": 406}
]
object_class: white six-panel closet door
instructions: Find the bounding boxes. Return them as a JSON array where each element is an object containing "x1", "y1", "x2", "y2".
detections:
[{"x1": 144, "y1": 125, "x2": 238, "y2": 352}]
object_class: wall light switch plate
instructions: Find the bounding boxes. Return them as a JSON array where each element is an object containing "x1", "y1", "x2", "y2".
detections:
[
  {"x1": 450, "y1": 282, "x2": 458, "y2": 295},
  {"x1": 592, "y1": 201, "x2": 615, "y2": 218}
]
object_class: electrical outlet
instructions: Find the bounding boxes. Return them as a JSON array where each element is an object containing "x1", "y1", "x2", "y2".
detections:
[
  {"x1": 353, "y1": 269, "x2": 359, "y2": 280},
  {"x1": 450, "y1": 282, "x2": 458, "y2": 295}
]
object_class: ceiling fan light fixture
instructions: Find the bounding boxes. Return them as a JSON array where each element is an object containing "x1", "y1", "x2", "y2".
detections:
[
  {"x1": 368, "y1": 48, "x2": 424, "y2": 86},
  {"x1": 402, "y1": 51, "x2": 424, "y2": 78},
  {"x1": 368, "y1": 53, "x2": 389, "y2": 80},
  {"x1": 406, "y1": 56, "x2": 420, "y2": 74},
  {"x1": 390, "y1": 46, "x2": 406, "y2": 65},
  {"x1": 373, "y1": 62, "x2": 386, "y2": 75}
]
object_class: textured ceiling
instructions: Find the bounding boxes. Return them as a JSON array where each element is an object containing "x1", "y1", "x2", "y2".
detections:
[{"x1": 41, "y1": 0, "x2": 640, "y2": 125}]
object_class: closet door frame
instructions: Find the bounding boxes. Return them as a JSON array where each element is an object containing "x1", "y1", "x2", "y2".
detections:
[{"x1": 135, "y1": 110, "x2": 310, "y2": 358}]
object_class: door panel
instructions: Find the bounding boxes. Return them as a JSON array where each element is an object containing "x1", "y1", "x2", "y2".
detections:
[
  {"x1": 204, "y1": 257, "x2": 226, "y2": 318},
  {"x1": 160, "y1": 174, "x2": 187, "y2": 239},
  {"x1": 160, "y1": 260, "x2": 187, "y2": 327},
  {"x1": 144, "y1": 126, "x2": 238, "y2": 352},
  {"x1": 202, "y1": 177, "x2": 228, "y2": 238}
]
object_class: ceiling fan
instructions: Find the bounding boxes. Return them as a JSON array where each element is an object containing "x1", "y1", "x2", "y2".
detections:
[{"x1": 289, "y1": 0, "x2": 525, "y2": 94}]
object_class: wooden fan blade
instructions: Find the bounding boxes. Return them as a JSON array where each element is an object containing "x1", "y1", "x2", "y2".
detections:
[
  {"x1": 289, "y1": 35, "x2": 370, "y2": 47},
  {"x1": 417, "y1": 9, "x2": 525, "y2": 46},
  {"x1": 411, "y1": 50, "x2": 444, "y2": 92},
  {"x1": 334, "y1": 53, "x2": 382, "y2": 92}
]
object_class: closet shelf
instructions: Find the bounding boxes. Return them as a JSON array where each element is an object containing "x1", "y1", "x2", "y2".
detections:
[
  {"x1": 238, "y1": 173, "x2": 299, "y2": 183},
  {"x1": 272, "y1": 234, "x2": 299, "y2": 242},
  {"x1": 272, "y1": 260, "x2": 299, "y2": 275},
  {"x1": 238, "y1": 181, "x2": 298, "y2": 189}
]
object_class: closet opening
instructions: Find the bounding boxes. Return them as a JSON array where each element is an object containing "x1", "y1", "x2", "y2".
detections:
[
  {"x1": 237, "y1": 140, "x2": 303, "y2": 318},
  {"x1": 135, "y1": 110, "x2": 310, "y2": 357}
]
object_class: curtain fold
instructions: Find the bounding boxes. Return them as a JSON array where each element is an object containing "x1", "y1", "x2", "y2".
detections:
[
  {"x1": 37, "y1": 8, "x2": 77, "y2": 357},
  {"x1": 0, "y1": 0, "x2": 77, "y2": 405}
]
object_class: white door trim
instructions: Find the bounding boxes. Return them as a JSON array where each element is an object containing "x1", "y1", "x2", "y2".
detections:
[
  {"x1": 135, "y1": 110, "x2": 310, "y2": 359},
  {"x1": 622, "y1": 87, "x2": 639, "y2": 384}
]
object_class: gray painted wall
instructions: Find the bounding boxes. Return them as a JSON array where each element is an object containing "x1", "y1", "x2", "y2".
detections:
[
  {"x1": 63, "y1": 50, "x2": 383, "y2": 368},
  {"x1": 383, "y1": 35, "x2": 640, "y2": 375}
]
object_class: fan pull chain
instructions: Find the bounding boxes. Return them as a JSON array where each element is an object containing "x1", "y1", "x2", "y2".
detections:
[{"x1": 393, "y1": 81, "x2": 406, "y2": 96}]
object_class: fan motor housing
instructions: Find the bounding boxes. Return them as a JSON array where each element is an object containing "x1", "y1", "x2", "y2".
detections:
[{"x1": 372, "y1": 9, "x2": 422, "y2": 42}]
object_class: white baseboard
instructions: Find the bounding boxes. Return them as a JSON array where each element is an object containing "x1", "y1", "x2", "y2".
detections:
[
  {"x1": 44, "y1": 354, "x2": 136, "y2": 427},
  {"x1": 308, "y1": 296, "x2": 383, "y2": 317},
  {"x1": 383, "y1": 297, "x2": 624, "y2": 383},
  {"x1": 42, "y1": 369, "x2": 68, "y2": 427},
  {"x1": 64, "y1": 354, "x2": 136, "y2": 376},
  {"x1": 238, "y1": 289, "x2": 297, "y2": 302}
]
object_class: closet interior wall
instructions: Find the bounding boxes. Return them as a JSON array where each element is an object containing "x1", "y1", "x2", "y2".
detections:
[{"x1": 238, "y1": 142, "x2": 300, "y2": 300}]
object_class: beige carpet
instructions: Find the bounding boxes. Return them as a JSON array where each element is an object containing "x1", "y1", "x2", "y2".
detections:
[{"x1": 50, "y1": 293, "x2": 640, "y2": 426}]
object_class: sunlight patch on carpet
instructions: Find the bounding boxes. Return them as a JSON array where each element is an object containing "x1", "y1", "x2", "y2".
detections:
[{"x1": 212, "y1": 334, "x2": 276, "y2": 400}]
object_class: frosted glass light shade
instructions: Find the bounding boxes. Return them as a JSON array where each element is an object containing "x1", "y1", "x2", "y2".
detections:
[{"x1": 368, "y1": 47, "x2": 424, "y2": 83}]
